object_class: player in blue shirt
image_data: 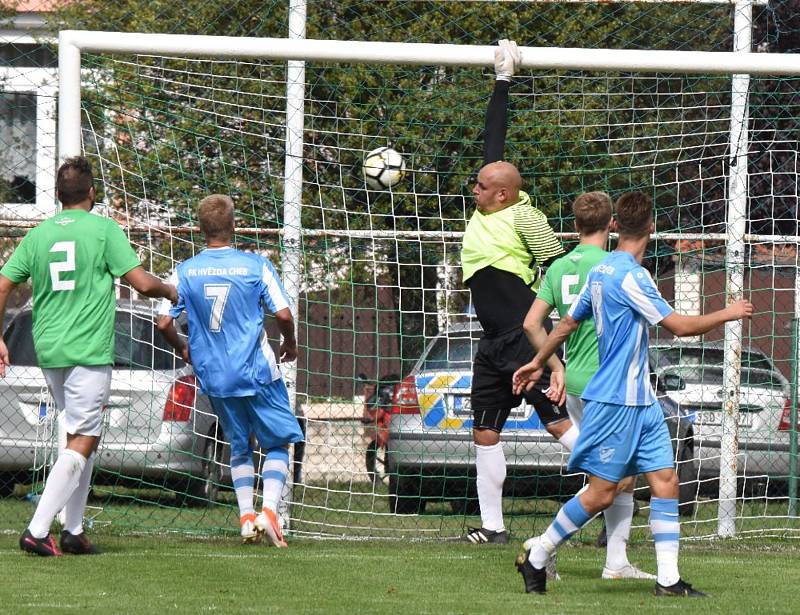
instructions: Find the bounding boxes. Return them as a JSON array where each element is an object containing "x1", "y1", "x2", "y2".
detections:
[
  {"x1": 158, "y1": 194, "x2": 303, "y2": 548},
  {"x1": 511, "y1": 191, "x2": 753, "y2": 597}
]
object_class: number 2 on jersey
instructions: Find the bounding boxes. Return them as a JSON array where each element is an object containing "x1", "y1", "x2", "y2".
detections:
[
  {"x1": 204, "y1": 284, "x2": 231, "y2": 332},
  {"x1": 49, "y1": 241, "x2": 76, "y2": 291}
]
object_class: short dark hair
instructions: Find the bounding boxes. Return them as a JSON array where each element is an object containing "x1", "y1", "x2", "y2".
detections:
[
  {"x1": 614, "y1": 191, "x2": 653, "y2": 238},
  {"x1": 572, "y1": 191, "x2": 612, "y2": 235},
  {"x1": 198, "y1": 194, "x2": 235, "y2": 241},
  {"x1": 56, "y1": 156, "x2": 94, "y2": 206}
]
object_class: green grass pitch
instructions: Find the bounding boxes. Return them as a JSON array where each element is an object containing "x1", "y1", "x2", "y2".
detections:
[{"x1": 3, "y1": 532, "x2": 799, "y2": 614}]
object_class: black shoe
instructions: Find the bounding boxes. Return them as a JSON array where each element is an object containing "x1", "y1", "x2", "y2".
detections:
[
  {"x1": 60, "y1": 530, "x2": 101, "y2": 555},
  {"x1": 19, "y1": 529, "x2": 62, "y2": 557},
  {"x1": 462, "y1": 527, "x2": 509, "y2": 544},
  {"x1": 654, "y1": 579, "x2": 706, "y2": 598},
  {"x1": 516, "y1": 549, "x2": 547, "y2": 594}
]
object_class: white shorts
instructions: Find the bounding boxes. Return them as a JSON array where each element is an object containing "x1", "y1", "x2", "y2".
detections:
[
  {"x1": 43, "y1": 365, "x2": 112, "y2": 437},
  {"x1": 566, "y1": 394, "x2": 585, "y2": 427}
]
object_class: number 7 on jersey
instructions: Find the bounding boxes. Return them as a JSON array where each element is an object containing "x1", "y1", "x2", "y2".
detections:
[{"x1": 204, "y1": 283, "x2": 231, "y2": 332}]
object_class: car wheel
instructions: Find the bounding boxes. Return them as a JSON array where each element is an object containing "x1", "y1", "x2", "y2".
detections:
[
  {"x1": 185, "y1": 438, "x2": 223, "y2": 507},
  {"x1": 0, "y1": 473, "x2": 17, "y2": 498},
  {"x1": 388, "y1": 472, "x2": 425, "y2": 515},
  {"x1": 677, "y1": 444, "x2": 698, "y2": 517},
  {"x1": 449, "y1": 497, "x2": 481, "y2": 517},
  {"x1": 448, "y1": 480, "x2": 481, "y2": 516}
]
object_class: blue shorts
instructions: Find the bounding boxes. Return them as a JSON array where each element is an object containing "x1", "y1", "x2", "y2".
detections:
[
  {"x1": 568, "y1": 400, "x2": 674, "y2": 483},
  {"x1": 208, "y1": 379, "x2": 304, "y2": 455}
]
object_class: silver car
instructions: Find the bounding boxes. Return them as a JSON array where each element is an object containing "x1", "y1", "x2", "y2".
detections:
[
  {"x1": 650, "y1": 342, "x2": 799, "y2": 487},
  {"x1": 0, "y1": 300, "x2": 227, "y2": 504},
  {"x1": 387, "y1": 321, "x2": 698, "y2": 516}
]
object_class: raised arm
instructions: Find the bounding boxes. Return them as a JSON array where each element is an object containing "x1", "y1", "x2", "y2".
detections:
[
  {"x1": 660, "y1": 300, "x2": 753, "y2": 337},
  {"x1": 483, "y1": 40, "x2": 520, "y2": 165}
]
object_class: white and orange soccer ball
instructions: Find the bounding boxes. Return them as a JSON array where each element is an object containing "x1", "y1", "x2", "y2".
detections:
[{"x1": 363, "y1": 146, "x2": 406, "y2": 190}]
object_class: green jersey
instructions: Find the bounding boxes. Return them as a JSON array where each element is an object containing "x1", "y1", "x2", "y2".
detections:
[
  {"x1": 537, "y1": 244, "x2": 608, "y2": 396},
  {"x1": 1, "y1": 209, "x2": 141, "y2": 368},
  {"x1": 461, "y1": 191, "x2": 563, "y2": 291}
]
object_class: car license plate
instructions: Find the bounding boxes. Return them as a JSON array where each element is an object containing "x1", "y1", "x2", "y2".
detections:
[
  {"x1": 450, "y1": 396, "x2": 471, "y2": 416},
  {"x1": 448, "y1": 396, "x2": 532, "y2": 419},
  {"x1": 694, "y1": 410, "x2": 753, "y2": 428}
]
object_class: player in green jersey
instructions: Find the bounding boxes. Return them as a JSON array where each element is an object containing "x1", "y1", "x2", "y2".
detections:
[
  {"x1": 0, "y1": 156, "x2": 177, "y2": 557},
  {"x1": 520, "y1": 191, "x2": 654, "y2": 580}
]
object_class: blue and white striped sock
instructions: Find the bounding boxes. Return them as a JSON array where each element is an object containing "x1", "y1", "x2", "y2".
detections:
[
  {"x1": 230, "y1": 454, "x2": 255, "y2": 517},
  {"x1": 261, "y1": 447, "x2": 290, "y2": 513},
  {"x1": 650, "y1": 497, "x2": 681, "y2": 587},
  {"x1": 529, "y1": 495, "x2": 592, "y2": 568}
]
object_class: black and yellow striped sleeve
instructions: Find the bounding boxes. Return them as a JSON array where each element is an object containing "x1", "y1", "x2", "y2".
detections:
[{"x1": 514, "y1": 204, "x2": 564, "y2": 267}]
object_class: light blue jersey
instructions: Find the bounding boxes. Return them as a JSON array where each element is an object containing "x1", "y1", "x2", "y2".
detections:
[
  {"x1": 164, "y1": 247, "x2": 290, "y2": 397},
  {"x1": 568, "y1": 250, "x2": 673, "y2": 406}
]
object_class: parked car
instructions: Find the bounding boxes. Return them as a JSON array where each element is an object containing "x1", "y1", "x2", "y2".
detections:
[
  {"x1": 0, "y1": 300, "x2": 227, "y2": 504},
  {"x1": 649, "y1": 341, "x2": 799, "y2": 488},
  {"x1": 386, "y1": 321, "x2": 698, "y2": 516}
]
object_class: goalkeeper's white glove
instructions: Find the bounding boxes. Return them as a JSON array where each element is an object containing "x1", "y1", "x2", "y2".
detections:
[{"x1": 494, "y1": 39, "x2": 521, "y2": 81}]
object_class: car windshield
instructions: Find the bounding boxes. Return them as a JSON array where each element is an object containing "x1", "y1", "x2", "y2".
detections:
[
  {"x1": 4, "y1": 310, "x2": 184, "y2": 371},
  {"x1": 650, "y1": 347, "x2": 775, "y2": 373},
  {"x1": 661, "y1": 365, "x2": 784, "y2": 389},
  {"x1": 420, "y1": 330, "x2": 480, "y2": 371}
]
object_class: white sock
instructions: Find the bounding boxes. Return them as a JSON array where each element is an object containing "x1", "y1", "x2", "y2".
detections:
[
  {"x1": 261, "y1": 448, "x2": 289, "y2": 513},
  {"x1": 530, "y1": 495, "x2": 592, "y2": 568},
  {"x1": 604, "y1": 490, "x2": 634, "y2": 570},
  {"x1": 62, "y1": 452, "x2": 95, "y2": 535},
  {"x1": 230, "y1": 455, "x2": 255, "y2": 517},
  {"x1": 650, "y1": 497, "x2": 681, "y2": 587},
  {"x1": 28, "y1": 449, "x2": 86, "y2": 539},
  {"x1": 557, "y1": 425, "x2": 580, "y2": 451},
  {"x1": 475, "y1": 442, "x2": 506, "y2": 532}
]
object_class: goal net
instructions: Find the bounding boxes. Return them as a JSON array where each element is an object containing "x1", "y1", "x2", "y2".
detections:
[{"x1": 17, "y1": 29, "x2": 800, "y2": 540}]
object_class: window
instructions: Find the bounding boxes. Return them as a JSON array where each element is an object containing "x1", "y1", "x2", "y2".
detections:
[
  {"x1": 5, "y1": 309, "x2": 185, "y2": 371},
  {"x1": 0, "y1": 92, "x2": 37, "y2": 204},
  {"x1": 421, "y1": 331, "x2": 481, "y2": 371}
]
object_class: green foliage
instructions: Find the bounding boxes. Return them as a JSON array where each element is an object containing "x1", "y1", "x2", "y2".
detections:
[{"x1": 57, "y1": 1, "x2": 735, "y2": 232}]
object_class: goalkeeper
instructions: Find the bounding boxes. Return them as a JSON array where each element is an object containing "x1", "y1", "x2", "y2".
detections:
[
  {"x1": 157, "y1": 194, "x2": 303, "y2": 547},
  {"x1": 0, "y1": 156, "x2": 177, "y2": 557},
  {"x1": 460, "y1": 40, "x2": 568, "y2": 545}
]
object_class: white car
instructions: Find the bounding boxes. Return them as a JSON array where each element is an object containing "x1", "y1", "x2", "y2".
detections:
[
  {"x1": 387, "y1": 322, "x2": 699, "y2": 515},
  {"x1": 650, "y1": 342, "x2": 798, "y2": 488},
  {"x1": 0, "y1": 300, "x2": 227, "y2": 504}
]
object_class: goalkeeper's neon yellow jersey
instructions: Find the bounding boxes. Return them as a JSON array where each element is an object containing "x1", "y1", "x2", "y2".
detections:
[
  {"x1": 460, "y1": 191, "x2": 563, "y2": 291},
  {"x1": 0, "y1": 208, "x2": 141, "y2": 368}
]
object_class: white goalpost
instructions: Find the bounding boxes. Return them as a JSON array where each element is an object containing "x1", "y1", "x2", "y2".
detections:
[{"x1": 55, "y1": 24, "x2": 800, "y2": 539}]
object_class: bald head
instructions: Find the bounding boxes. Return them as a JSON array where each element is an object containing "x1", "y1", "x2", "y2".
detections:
[
  {"x1": 473, "y1": 161, "x2": 522, "y2": 213},
  {"x1": 483, "y1": 161, "x2": 522, "y2": 192}
]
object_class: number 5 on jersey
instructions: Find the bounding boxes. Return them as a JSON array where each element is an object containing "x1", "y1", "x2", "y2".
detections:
[
  {"x1": 204, "y1": 284, "x2": 231, "y2": 332},
  {"x1": 560, "y1": 273, "x2": 581, "y2": 307}
]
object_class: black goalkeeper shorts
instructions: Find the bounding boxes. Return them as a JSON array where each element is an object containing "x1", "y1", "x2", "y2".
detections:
[{"x1": 471, "y1": 328, "x2": 568, "y2": 433}]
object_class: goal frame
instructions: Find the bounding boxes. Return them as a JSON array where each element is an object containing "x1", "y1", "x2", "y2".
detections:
[{"x1": 57, "y1": 23, "x2": 800, "y2": 536}]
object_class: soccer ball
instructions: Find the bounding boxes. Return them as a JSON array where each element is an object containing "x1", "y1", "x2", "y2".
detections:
[{"x1": 363, "y1": 146, "x2": 406, "y2": 190}]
